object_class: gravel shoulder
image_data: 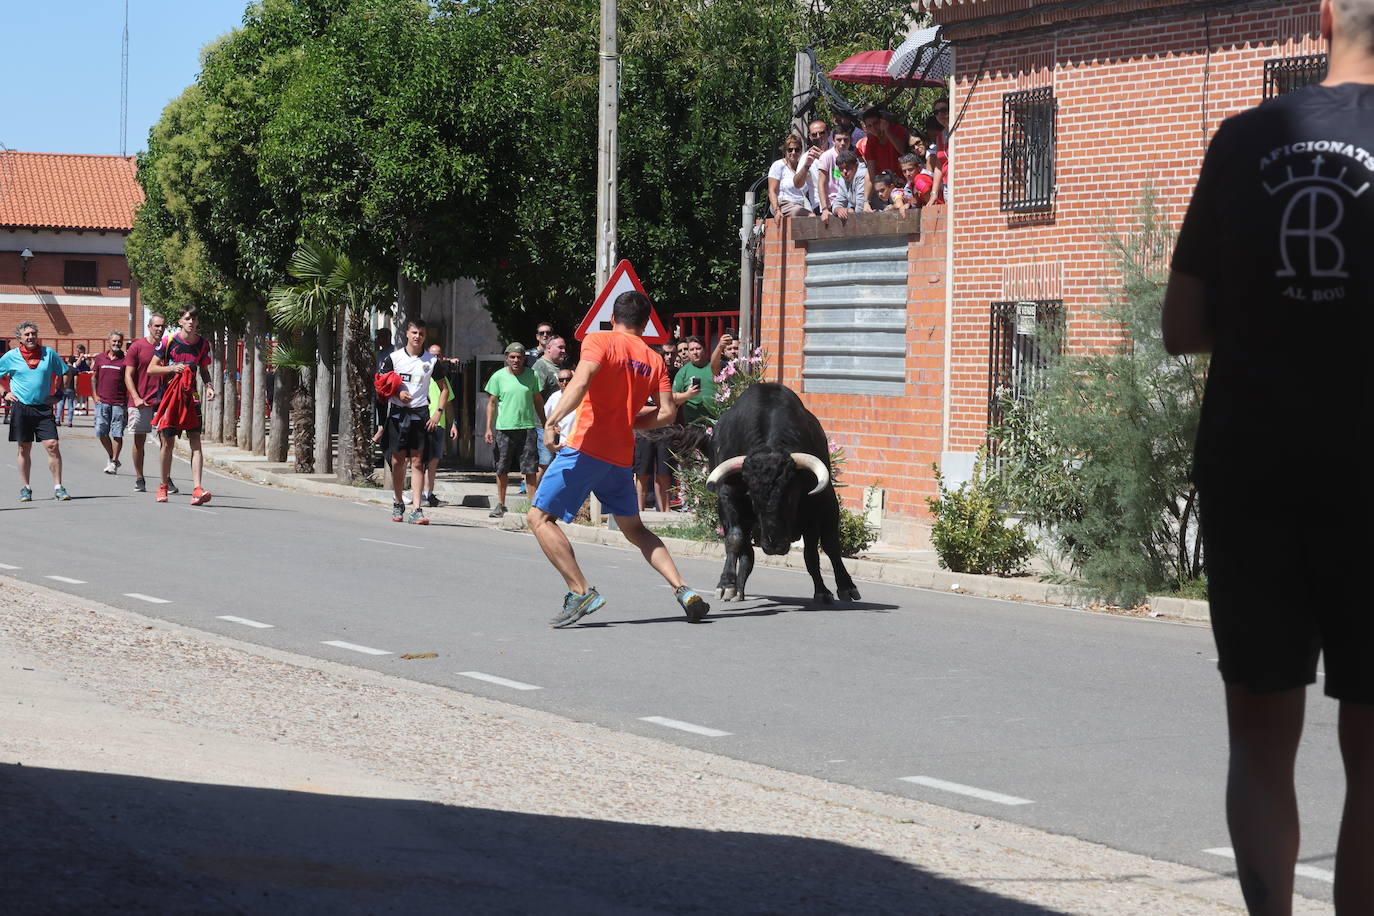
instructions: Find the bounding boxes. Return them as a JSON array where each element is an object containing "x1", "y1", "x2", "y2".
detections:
[{"x1": 0, "y1": 576, "x2": 1310, "y2": 914}]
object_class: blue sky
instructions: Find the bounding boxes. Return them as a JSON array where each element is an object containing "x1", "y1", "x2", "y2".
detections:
[{"x1": 1, "y1": 1, "x2": 251, "y2": 157}]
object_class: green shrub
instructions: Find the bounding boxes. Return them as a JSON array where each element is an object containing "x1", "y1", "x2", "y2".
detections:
[
  {"x1": 838, "y1": 506, "x2": 878, "y2": 557},
  {"x1": 926, "y1": 453, "x2": 1034, "y2": 576}
]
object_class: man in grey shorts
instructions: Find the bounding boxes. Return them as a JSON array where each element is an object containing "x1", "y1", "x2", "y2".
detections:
[{"x1": 122, "y1": 314, "x2": 171, "y2": 493}]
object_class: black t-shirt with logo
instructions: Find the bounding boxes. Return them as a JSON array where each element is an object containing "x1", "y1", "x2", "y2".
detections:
[{"x1": 1173, "y1": 82, "x2": 1374, "y2": 486}]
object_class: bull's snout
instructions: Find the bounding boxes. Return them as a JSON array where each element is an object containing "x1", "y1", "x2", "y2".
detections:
[{"x1": 760, "y1": 538, "x2": 791, "y2": 556}]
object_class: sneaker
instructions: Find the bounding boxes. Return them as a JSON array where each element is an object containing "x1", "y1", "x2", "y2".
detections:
[
  {"x1": 103, "y1": 460, "x2": 117, "y2": 474},
  {"x1": 165, "y1": 479, "x2": 180, "y2": 495},
  {"x1": 391, "y1": 502, "x2": 405, "y2": 522},
  {"x1": 405, "y1": 509, "x2": 429, "y2": 526},
  {"x1": 53, "y1": 486, "x2": 71, "y2": 501},
  {"x1": 674, "y1": 585, "x2": 710, "y2": 623},
  {"x1": 156, "y1": 483, "x2": 169, "y2": 503},
  {"x1": 190, "y1": 486, "x2": 212, "y2": 506},
  {"x1": 403, "y1": 492, "x2": 413, "y2": 505},
  {"x1": 488, "y1": 503, "x2": 507, "y2": 518},
  {"x1": 425, "y1": 493, "x2": 442, "y2": 508},
  {"x1": 549, "y1": 587, "x2": 605, "y2": 628},
  {"x1": 517, "y1": 482, "x2": 528, "y2": 495},
  {"x1": 134, "y1": 477, "x2": 146, "y2": 492},
  {"x1": 19, "y1": 487, "x2": 32, "y2": 502}
]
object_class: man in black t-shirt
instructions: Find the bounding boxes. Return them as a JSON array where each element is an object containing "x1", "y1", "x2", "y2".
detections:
[{"x1": 1164, "y1": 1, "x2": 1374, "y2": 910}]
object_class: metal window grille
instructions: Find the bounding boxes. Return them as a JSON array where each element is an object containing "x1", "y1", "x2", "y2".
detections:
[
  {"x1": 1000, "y1": 88, "x2": 1057, "y2": 212},
  {"x1": 62, "y1": 260, "x2": 98, "y2": 288},
  {"x1": 987, "y1": 300, "x2": 1064, "y2": 439},
  {"x1": 1263, "y1": 54, "x2": 1328, "y2": 99}
]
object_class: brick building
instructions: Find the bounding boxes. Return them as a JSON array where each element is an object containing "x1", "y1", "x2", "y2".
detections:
[
  {"x1": 0, "y1": 151, "x2": 144, "y2": 353},
  {"x1": 756, "y1": 0, "x2": 1325, "y2": 547}
]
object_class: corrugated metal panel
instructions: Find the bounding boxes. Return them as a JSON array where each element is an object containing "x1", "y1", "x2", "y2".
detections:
[{"x1": 803, "y1": 237, "x2": 908, "y2": 397}]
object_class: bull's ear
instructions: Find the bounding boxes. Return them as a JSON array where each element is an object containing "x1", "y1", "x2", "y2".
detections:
[
  {"x1": 790, "y1": 453, "x2": 829, "y2": 495},
  {"x1": 705, "y1": 455, "x2": 746, "y2": 491}
]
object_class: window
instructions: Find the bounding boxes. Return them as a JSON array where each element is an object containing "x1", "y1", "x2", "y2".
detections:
[
  {"x1": 63, "y1": 260, "x2": 98, "y2": 288},
  {"x1": 1000, "y1": 88, "x2": 1057, "y2": 212},
  {"x1": 1263, "y1": 53, "x2": 1327, "y2": 99},
  {"x1": 987, "y1": 300, "x2": 1064, "y2": 437}
]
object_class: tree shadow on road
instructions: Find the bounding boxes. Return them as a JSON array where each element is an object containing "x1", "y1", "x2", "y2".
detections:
[{"x1": 0, "y1": 762, "x2": 1069, "y2": 915}]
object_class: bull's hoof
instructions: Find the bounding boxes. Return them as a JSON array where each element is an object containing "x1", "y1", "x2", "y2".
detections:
[
  {"x1": 838, "y1": 586, "x2": 862, "y2": 602},
  {"x1": 813, "y1": 590, "x2": 834, "y2": 605},
  {"x1": 717, "y1": 586, "x2": 736, "y2": 601}
]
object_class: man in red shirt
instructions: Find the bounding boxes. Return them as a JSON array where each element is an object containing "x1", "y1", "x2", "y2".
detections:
[
  {"x1": 90, "y1": 331, "x2": 128, "y2": 474},
  {"x1": 122, "y1": 314, "x2": 168, "y2": 493},
  {"x1": 856, "y1": 107, "x2": 911, "y2": 194},
  {"x1": 529, "y1": 290, "x2": 710, "y2": 628}
]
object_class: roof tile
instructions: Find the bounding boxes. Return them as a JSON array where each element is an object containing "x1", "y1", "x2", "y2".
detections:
[{"x1": 0, "y1": 151, "x2": 143, "y2": 232}]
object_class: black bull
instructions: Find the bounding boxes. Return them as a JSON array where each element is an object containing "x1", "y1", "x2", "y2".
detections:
[{"x1": 705, "y1": 383, "x2": 860, "y2": 604}]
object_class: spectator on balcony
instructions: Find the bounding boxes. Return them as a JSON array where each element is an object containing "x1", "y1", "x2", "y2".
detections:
[
  {"x1": 871, "y1": 171, "x2": 912, "y2": 214},
  {"x1": 815, "y1": 127, "x2": 865, "y2": 212},
  {"x1": 899, "y1": 152, "x2": 938, "y2": 208},
  {"x1": 857, "y1": 107, "x2": 911, "y2": 186},
  {"x1": 823, "y1": 150, "x2": 870, "y2": 224},
  {"x1": 926, "y1": 96, "x2": 951, "y2": 203},
  {"x1": 767, "y1": 136, "x2": 819, "y2": 218},
  {"x1": 832, "y1": 109, "x2": 865, "y2": 145},
  {"x1": 807, "y1": 119, "x2": 831, "y2": 151}
]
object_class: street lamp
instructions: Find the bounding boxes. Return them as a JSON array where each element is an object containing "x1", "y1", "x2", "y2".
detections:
[{"x1": 19, "y1": 248, "x2": 33, "y2": 284}]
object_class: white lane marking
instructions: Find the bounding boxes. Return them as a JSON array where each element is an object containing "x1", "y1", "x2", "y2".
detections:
[
  {"x1": 456, "y1": 671, "x2": 542, "y2": 691},
  {"x1": 124, "y1": 593, "x2": 170, "y2": 604},
  {"x1": 0, "y1": 563, "x2": 21, "y2": 570},
  {"x1": 322, "y1": 640, "x2": 391, "y2": 656},
  {"x1": 217, "y1": 615, "x2": 274, "y2": 629},
  {"x1": 176, "y1": 505, "x2": 220, "y2": 516},
  {"x1": 45, "y1": 576, "x2": 87, "y2": 585},
  {"x1": 899, "y1": 776, "x2": 1034, "y2": 806},
  {"x1": 639, "y1": 716, "x2": 732, "y2": 737},
  {"x1": 352, "y1": 502, "x2": 375, "y2": 508},
  {"x1": 1203, "y1": 847, "x2": 1334, "y2": 883},
  {"x1": 359, "y1": 537, "x2": 424, "y2": 550}
]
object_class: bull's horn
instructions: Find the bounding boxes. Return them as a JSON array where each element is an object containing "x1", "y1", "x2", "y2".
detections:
[
  {"x1": 705, "y1": 455, "x2": 747, "y2": 491},
  {"x1": 791, "y1": 452, "x2": 830, "y2": 495}
]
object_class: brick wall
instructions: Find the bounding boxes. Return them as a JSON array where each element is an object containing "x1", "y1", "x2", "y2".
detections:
[
  {"x1": 944, "y1": 1, "x2": 1322, "y2": 453},
  {"x1": 1, "y1": 248, "x2": 137, "y2": 346},
  {"x1": 758, "y1": 210, "x2": 948, "y2": 543}
]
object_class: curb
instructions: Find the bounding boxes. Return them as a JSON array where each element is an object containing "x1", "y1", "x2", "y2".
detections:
[{"x1": 190, "y1": 444, "x2": 1210, "y2": 623}]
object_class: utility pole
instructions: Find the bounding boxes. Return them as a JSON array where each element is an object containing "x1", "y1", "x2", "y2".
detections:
[
  {"x1": 594, "y1": 0, "x2": 618, "y2": 291},
  {"x1": 121, "y1": 0, "x2": 129, "y2": 156}
]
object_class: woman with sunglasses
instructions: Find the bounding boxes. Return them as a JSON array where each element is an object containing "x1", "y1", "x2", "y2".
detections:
[
  {"x1": 925, "y1": 97, "x2": 952, "y2": 205},
  {"x1": 767, "y1": 135, "x2": 819, "y2": 218}
]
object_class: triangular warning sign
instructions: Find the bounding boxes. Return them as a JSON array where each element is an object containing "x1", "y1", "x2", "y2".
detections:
[{"x1": 574, "y1": 260, "x2": 669, "y2": 345}]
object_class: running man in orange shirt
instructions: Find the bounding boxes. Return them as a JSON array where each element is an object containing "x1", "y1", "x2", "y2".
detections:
[{"x1": 529, "y1": 290, "x2": 710, "y2": 628}]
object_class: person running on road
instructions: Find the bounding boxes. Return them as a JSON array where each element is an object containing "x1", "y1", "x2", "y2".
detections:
[
  {"x1": 91, "y1": 330, "x2": 128, "y2": 474},
  {"x1": 377, "y1": 319, "x2": 446, "y2": 525},
  {"x1": 123, "y1": 314, "x2": 169, "y2": 493},
  {"x1": 147, "y1": 307, "x2": 216, "y2": 505},
  {"x1": 1164, "y1": 1, "x2": 1374, "y2": 911},
  {"x1": 0, "y1": 321, "x2": 73, "y2": 501},
  {"x1": 528, "y1": 290, "x2": 709, "y2": 628}
]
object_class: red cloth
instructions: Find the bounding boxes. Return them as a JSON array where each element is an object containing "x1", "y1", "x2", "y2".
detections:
[
  {"x1": 374, "y1": 371, "x2": 402, "y2": 400},
  {"x1": 18, "y1": 345, "x2": 43, "y2": 370},
  {"x1": 152, "y1": 366, "x2": 198, "y2": 431}
]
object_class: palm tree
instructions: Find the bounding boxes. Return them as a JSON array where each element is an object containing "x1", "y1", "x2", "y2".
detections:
[{"x1": 267, "y1": 338, "x2": 313, "y2": 472}]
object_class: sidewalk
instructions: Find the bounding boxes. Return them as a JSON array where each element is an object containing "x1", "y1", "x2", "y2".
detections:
[
  {"x1": 191, "y1": 443, "x2": 1212, "y2": 623},
  {"x1": 1, "y1": 577, "x2": 1290, "y2": 914}
]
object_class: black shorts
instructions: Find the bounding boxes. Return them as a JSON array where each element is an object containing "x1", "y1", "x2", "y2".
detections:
[
  {"x1": 8, "y1": 404, "x2": 59, "y2": 443},
  {"x1": 493, "y1": 428, "x2": 538, "y2": 476},
  {"x1": 633, "y1": 435, "x2": 674, "y2": 477},
  {"x1": 385, "y1": 408, "x2": 430, "y2": 459},
  {"x1": 1200, "y1": 483, "x2": 1372, "y2": 703},
  {"x1": 158, "y1": 403, "x2": 203, "y2": 438}
]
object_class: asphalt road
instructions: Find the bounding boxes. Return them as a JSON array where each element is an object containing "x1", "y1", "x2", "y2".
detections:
[{"x1": 2, "y1": 429, "x2": 1342, "y2": 904}]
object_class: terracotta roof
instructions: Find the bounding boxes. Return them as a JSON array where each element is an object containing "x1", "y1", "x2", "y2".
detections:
[{"x1": 0, "y1": 151, "x2": 143, "y2": 232}]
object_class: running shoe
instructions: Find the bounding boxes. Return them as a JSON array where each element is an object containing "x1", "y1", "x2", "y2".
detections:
[
  {"x1": 405, "y1": 509, "x2": 429, "y2": 526},
  {"x1": 674, "y1": 585, "x2": 710, "y2": 623},
  {"x1": 190, "y1": 486, "x2": 212, "y2": 506},
  {"x1": 103, "y1": 461, "x2": 117, "y2": 474},
  {"x1": 488, "y1": 503, "x2": 507, "y2": 518},
  {"x1": 425, "y1": 493, "x2": 442, "y2": 508},
  {"x1": 53, "y1": 487, "x2": 71, "y2": 501},
  {"x1": 19, "y1": 487, "x2": 32, "y2": 502},
  {"x1": 517, "y1": 482, "x2": 527, "y2": 495},
  {"x1": 156, "y1": 483, "x2": 169, "y2": 503},
  {"x1": 549, "y1": 587, "x2": 605, "y2": 628},
  {"x1": 391, "y1": 502, "x2": 405, "y2": 522},
  {"x1": 134, "y1": 477, "x2": 146, "y2": 492},
  {"x1": 403, "y1": 492, "x2": 413, "y2": 505},
  {"x1": 165, "y1": 479, "x2": 180, "y2": 495}
]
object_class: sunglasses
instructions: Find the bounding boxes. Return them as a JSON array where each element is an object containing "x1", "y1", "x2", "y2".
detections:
[
  {"x1": 808, "y1": 131, "x2": 826, "y2": 137},
  {"x1": 557, "y1": 376, "x2": 572, "y2": 383},
  {"x1": 934, "y1": 107, "x2": 949, "y2": 114},
  {"x1": 536, "y1": 330, "x2": 552, "y2": 336}
]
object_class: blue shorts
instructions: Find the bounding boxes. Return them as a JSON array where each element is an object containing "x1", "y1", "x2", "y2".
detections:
[
  {"x1": 537, "y1": 437, "x2": 555, "y2": 467},
  {"x1": 94, "y1": 402, "x2": 126, "y2": 438},
  {"x1": 532, "y1": 448, "x2": 638, "y2": 521}
]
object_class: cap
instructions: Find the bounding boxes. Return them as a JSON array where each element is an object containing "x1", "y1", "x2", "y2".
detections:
[{"x1": 504, "y1": 342, "x2": 527, "y2": 355}]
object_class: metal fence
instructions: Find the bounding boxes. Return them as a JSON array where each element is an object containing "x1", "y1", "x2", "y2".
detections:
[
  {"x1": 1263, "y1": 54, "x2": 1328, "y2": 99},
  {"x1": 671, "y1": 311, "x2": 739, "y2": 350},
  {"x1": 1000, "y1": 87, "x2": 1057, "y2": 212},
  {"x1": 987, "y1": 299, "x2": 1064, "y2": 441}
]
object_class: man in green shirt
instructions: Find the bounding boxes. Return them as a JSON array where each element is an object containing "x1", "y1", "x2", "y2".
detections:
[
  {"x1": 484, "y1": 342, "x2": 545, "y2": 518},
  {"x1": 671, "y1": 335, "x2": 727, "y2": 425}
]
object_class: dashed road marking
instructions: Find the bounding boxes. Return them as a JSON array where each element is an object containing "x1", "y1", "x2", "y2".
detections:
[
  {"x1": 1203, "y1": 847, "x2": 1333, "y2": 883},
  {"x1": 124, "y1": 593, "x2": 170, "y2": 604},
  {"x1": 176, "y1": 505, "x2": 220, "y2": 516},
  {"x1": 359, "y1": 537, "x2": 423, "y2": 550},
  {"x1": 322, "y1": 640, "x2": 391, "y2": 656},
  {"x1": 45, "y1": 576, "x2": 87, "y2": 585},
  {"x1": 456, "y1": 671, "x2": 542, "y2": 691},
  {"x1": 217, "y1": 615, "x2": 274, "y2": 629},
  {"x1": 639, "y1": 716, "x2": 732, "y2": 737},
  {"x1": 899, "y1": 776, "x2": 1033, "y2": 806},
  {"x1": 0, "y1": 563, "x2": 21, "y2": 570}
]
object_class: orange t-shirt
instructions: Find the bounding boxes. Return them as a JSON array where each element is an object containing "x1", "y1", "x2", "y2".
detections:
[{"x1": 564, "y1": 330, "x2": 671, "y2": 467}]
